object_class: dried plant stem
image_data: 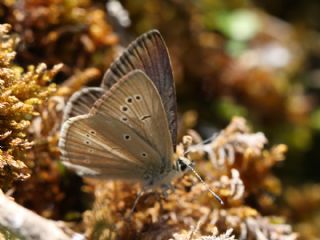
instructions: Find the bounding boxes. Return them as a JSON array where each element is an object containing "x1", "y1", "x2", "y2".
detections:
[{"x1": 0, "y1": 191, "x2": 71, "y2": 240}]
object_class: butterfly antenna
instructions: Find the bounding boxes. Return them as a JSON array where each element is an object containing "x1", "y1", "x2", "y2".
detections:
[{"x1": 186, "y1": 164, "x2": 224, "y2": 205}]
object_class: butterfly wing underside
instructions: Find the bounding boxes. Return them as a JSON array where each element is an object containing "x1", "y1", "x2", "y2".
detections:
[
  {"x1": 59, "y1": 70, "x2": 173, "y2": 181},
  {"x1": 102, "y1": 30, "x2": 177, "y2": 147}
]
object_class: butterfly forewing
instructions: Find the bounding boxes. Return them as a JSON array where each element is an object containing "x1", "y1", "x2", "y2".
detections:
[
  {"x1": 94, "y1": 70, "x2": 173, "y2": 170},
  {"x1": 102, "y1": 30, "x2": 177, "y2": 147},
  {"x1": 60, "y1": 70, "x2": 174, "y2": 182}
]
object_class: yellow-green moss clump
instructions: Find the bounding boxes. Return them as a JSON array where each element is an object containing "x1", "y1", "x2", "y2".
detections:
[{"x1": 0, "y1": 23, "x2": 61, "y2": 188}]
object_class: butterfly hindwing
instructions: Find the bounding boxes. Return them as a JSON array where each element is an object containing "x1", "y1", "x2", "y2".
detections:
[
  {"x1": 102, "y1": 30, "x2": 177, "y2": 147},
  {"x1": 62, "y1": 87, "x2": 104, "y2": 122}
]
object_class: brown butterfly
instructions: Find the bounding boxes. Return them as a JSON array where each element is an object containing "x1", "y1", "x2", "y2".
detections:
[{"x1": 59, "y1": 30, "x2": 222, "y2": 203}]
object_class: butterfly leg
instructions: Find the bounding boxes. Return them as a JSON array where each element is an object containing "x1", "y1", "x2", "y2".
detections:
[
  {"x1": 169, "y1": 183, "x2": 176, "y2": 193},
  {"x1": 161, "y1": 183, "x2": 175, "y2": 197},
  {"x1": 157, "y1": 184, "x2": 175, "y2": 214},
  {"x1": 154, "y1": 191, "x2": 164, "y2": 214},
  {"x1": 125, "y1": 188, "x2": 145, "y2": 221}
]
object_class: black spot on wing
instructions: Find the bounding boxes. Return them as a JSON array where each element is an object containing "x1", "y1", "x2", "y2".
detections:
[{"x1": 140, "y1": 115, "x2": 151, "y2": 121}]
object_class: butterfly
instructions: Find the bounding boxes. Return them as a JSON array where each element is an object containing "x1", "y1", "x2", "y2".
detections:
[{"x1": 59, "y1": 30, "x2": 223, "y2": 203}]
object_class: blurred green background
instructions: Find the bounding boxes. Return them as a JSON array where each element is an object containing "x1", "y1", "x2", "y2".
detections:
[{"x1": 119, "y1": 0, "x2": 320, "y2": 183}]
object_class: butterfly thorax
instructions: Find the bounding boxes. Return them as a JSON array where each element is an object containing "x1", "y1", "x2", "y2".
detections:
[
  {"x1": 143, "y1": 166, "x2": 177, "y2": 189},
  {"x1": 143, "y1": 157, "x2": 191, "y2": 190}
]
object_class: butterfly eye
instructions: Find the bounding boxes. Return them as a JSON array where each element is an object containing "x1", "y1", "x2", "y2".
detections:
[
  {"x1": 134, "y1": 95, "x2": 142, "y2": 101},
  {"x1": 177, "y1": 158, "x2": 188, "y2": 172},
  {"x1": 121, "y1": 105, "x2": 128, "y2": 112},
  {"x1": 123, "y1": 134, "x2": 131, "y2": 141},
  {"x1": 126, "y1": 97, "x2": 133, "y2": 104}
]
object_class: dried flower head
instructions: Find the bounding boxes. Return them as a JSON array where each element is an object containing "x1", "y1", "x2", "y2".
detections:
[{"x1": 171, "y1": 227, "x2": 236, "y2": 240}]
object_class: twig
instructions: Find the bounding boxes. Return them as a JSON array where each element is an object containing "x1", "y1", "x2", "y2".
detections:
[{"x1": 0, "y1": 190, "x2": 72, "y2": 240}]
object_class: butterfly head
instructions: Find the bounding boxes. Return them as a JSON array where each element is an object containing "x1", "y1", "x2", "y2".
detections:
[
  {"x1": 176, "y1": 156, "x2": 225, "y2": 205},
  {"x1": 176, "y1": 156, "x2": 194, "y2": 173}
]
